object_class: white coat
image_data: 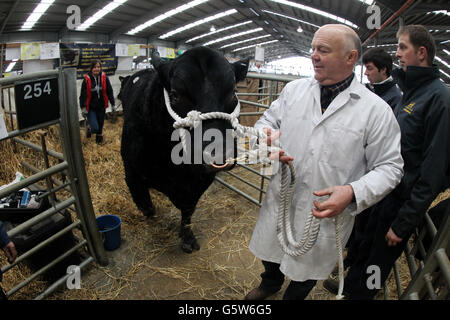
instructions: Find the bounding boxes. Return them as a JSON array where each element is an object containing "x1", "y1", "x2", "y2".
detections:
[{"x1": 249, "y1": 76, "x2": 404, "y2": 281}]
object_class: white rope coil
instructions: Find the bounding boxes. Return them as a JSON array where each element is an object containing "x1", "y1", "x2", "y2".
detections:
[{"x1": 163, "y1": 87, "x2": 345, "y2": 299}]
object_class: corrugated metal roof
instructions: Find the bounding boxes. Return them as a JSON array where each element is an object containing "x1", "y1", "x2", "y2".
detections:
[{"x1": 0, "y1": 0, "x2": 449, "y2": 82}]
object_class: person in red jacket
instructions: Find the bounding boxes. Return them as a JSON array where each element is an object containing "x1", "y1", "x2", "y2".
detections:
[{"x1": 79, "y1": 59, "x2": 115, "y2": 144}]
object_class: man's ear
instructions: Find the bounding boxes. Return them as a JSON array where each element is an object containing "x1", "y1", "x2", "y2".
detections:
[
  {"x1": 417, "y1": 46, "x2": 428, "y2": 63},
  {"x1": 232, "y1": 57, "x2": 250, "y2": 82},
  {"x1": 151, "y1": 51, "x2": 172, "y2": 89},
  {"x1": 347, "y1": 50, "x2": 358, "y2": 65}
]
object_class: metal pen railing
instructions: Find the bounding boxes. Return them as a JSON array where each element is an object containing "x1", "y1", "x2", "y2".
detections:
[{"x1": 0, "y1": 68, "x2": 108, "y2": 300}]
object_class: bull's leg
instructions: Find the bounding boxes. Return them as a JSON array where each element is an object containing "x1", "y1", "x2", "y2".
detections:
[
  {"x1": 179, "y1": 208, "x2": 200, "y2": 253},
  {"x1": 125, "y1": 173, "x2": 156, "y2": 217}
]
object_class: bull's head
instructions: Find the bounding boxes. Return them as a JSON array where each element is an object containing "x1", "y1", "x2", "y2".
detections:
[
  {"x1": 152, "y1": 47, "x2": 249, "y2": 172},
  {"x1": 118, "y1": 75, "x2": 131, "y2": 101}
]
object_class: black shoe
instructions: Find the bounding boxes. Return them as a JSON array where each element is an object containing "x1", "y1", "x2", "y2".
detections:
[
  {"x1": 96, "y1": 134, "x2": 103, "y2": 144},
  {"x1": 244, "y1": 287, "x2": 277, "y2": 300},
  {"x1": 323, "y1": 279, "x2": 339, "y2": 295}
]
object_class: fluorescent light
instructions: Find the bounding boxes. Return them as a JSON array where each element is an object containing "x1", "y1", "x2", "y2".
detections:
[
  {"x1": 5, "y1": 61, "x2": 17, "y2": 73},
  {"x1": 21, "y1": 0, "x2": 55, "y2": 30},
  {"x1": 77, "y1": 0, "x2": 128, "y2": 31},
  {"x1": 233, "y1": 40, "x2": 279, "y2": 52},
  {"x1": 435, "y1": 56, "x2": 450, "y2": 69},
  {"x1": 262, "y1": 9, "x2": 320, "y2": 28},
  {"x1": 127, "y1": 0, "x2": 209, "y2": 35},
  {"x1": 269, "y1": 0, "x2": 358, "y2": 29},
  {"x1": 160, "y1": 9, "x2": 237, "y2": 39},
  {"x1": 203, "y1": 27, "x2": 263, "y2": 46},
  {"x1": 439, "y1": 69, "x2": 450, "y2": 79},
  {"x1": 220, "y1": 34, "x2": 271, "y2": 49},
  {"x1": 185, "y1": 21, "x2": 253, "y2": 43}
]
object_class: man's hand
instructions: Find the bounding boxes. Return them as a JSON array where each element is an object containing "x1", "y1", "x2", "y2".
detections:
[
  {"x1": 312, "y1": 185, "x2": 354, "y2": 219},
  {"x1": 263, "y1": 127, "x2": 294, "y2": 165},
  {"x1": 81, "y1": 107, "x2": 88, "y2": 118},
  {"x1": 2, "y1": 241, "x2": 17, "y2": 264},
  {"x1": 385, "y1": 228, "x2": 402, "y2": 246}
]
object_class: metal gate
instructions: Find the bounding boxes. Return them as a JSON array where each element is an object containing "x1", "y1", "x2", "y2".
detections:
[
  {"x1": 0, "y1": 68, "x2": 108, "y2": 299},
  {"x1": 219, "y1": 72, "x2": 450, "y2": 300}
]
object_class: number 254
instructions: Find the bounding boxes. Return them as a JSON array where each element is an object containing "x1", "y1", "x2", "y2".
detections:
[{"x1": 24, "y1": 81, "x2": 52, "y2": 99}]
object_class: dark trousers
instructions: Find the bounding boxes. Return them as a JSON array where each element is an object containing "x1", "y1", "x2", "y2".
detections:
[
  {"x1": 344, "y1": 193, "x2": 407, "y2": 299},
  {"x1": 258, "y1": 260, "x2": 317, "y2": 300},
  {"x1": 87, "y1": 109, "x2": 105, "y2": 135},
  {"x1": 344, "y1": 207, "x2": 371, "y2": 269}
]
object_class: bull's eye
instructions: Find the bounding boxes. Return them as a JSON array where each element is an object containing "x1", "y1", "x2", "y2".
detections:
[{"x1": 170, "y1": 90, "x2": 179, "y2": 104}]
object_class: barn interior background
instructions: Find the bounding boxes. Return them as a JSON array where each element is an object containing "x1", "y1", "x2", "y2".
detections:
[{"x1": 0, "y1": 0, "x2": 448, "y2": 300}]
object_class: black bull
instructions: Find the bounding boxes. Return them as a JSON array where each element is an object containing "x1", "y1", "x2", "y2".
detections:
[{"x1": 119, "y1": 47, "x2": 249, "y2": 253}]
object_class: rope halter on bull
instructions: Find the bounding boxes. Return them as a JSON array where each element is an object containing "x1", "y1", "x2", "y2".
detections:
[{"x1": 163, "y1": 88, "x2": 346, "y2": 300}]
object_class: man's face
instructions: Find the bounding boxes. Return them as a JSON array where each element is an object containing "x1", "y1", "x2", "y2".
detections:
[
  {"x1": 311, "y1": 28, "x2": 352, "y2": 85},
  {"x1": 396, "y1": 34, "x2": 422, "y2": 71},
  {"x1": 364, "y1": 62, "x2": 386, "y2": 84}
]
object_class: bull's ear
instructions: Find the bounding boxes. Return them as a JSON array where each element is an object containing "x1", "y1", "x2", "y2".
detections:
[
  {"x1": 151, "y1": 51, "x2": 172, "y2": 89},
  {"x1": 119, "y1": 76, "x2": 125, "y2": 82},
  {"x1": 232, "y1": 57, "x2": 250, "y2": 82}
]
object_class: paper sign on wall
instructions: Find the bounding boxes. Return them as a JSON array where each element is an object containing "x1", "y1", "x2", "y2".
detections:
[
  {"x1": 40, "y1": 43, "x2": 60, "y2": 60},
  {"x1": 115, "y1": 43, "x2": 128, "y2": 57},
  {"x1": 21, "y1": 43, "x2": 40, "y2": 60},
  {"x1": 128, "y1": 44, "x2": 140, "y2": 57}
]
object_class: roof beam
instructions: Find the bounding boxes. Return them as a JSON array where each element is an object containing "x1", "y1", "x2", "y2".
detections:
[{"x1": 0, "y1": 0, "x2": 22, "y2": 36}]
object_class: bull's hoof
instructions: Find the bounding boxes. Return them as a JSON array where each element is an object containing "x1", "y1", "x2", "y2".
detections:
[{"x1": 181, "y1": 239, "x2": 200, "y2": 253}]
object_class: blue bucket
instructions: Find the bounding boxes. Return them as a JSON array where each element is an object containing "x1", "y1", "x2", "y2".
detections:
[{"x1": 96, "y1": 215, "x2": 122, "y2": 251}]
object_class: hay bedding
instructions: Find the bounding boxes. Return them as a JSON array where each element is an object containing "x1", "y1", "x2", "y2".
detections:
[{"x1": 0, "y1": 115, "x2": 448, "y2": 300}]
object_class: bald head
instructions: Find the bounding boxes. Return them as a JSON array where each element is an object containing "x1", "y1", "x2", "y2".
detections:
[
  {"x1": 311, "y1": 24, "x2": 361, "y2": 85},
  {"x1": 317, "y1": 24, "x2": 362, "y2": 62}
]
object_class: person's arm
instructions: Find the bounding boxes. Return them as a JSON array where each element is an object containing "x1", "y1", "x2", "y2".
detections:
[
  {"x1": 390, "y1": 93, "x2": 450, "y2": 241},
  {"x1": 0, "y1": 221, "x2": 16, "y2": 264}
]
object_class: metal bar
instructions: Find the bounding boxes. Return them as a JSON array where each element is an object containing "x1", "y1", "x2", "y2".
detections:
[
  {"x1": 0, "y1": 70, "x2": 59, "y2": 86},
  {"x1": 245, "y1": 72, "x2": 299, "y2": 82},
  {"x1": 424, "y1": 211, "x2": 438, "y2": 238},
  {"x1": 237, "y1": 93, "x2": 279, "y2": 97},
  {"x1": 215, "y1": 177, "x2": 261, "y2": 207},
  {"x1": 409, "y1": 292, "x2": 420, "y2": 300},
  {"x1": 435, "y1": 249, "x2": 450, "y2": 287},
  {"x1": 35, "y1": 180, "x2": 74, "y2": 200},
  {"x1": 393, "y1": 261, "x2": 403, "y2": 297},
  {"x1": 1, "y1": 221, "x2": 81, "y2": 274},
  {"x1": 40, "y1": 131, "x2": 57, "y2": 205},
  {"x1": 6, "y1": 240, "x2": 87, "y2": 297},
  {"x1": 236, "y1": 163, "x2": 270, "y2": 180},
  {"x1": 58, "y1": 68, "x2": 108, "y2": 266},
  {"x1": 13, "y1": 137, "x2": 64, "y2": 160},
  {"x1": 239, "y1": 112, "x2": 265, "y2": 116},
  {"x1": 35, "y1": 256, "x2": 94, "y2": 300},
  {"x1": 2, "y1": 119, "x2": 61, "y2": 141},
  {"x1": 0, "y1": 161, "x2": 68, "y2": 199},
  {"x1": 7, "y1": 197, "x2": 76, "y2": 238},
  {"x1": 224, "y1": 170, "x2": 266, "y2": 194},
  {"x1": 239, "y1": 99, "x2": 270, "y2": 109},
  {"x1": 423, "y1": 273, "x2": 438, "y2": 300},
  {"x1": 20, "y1": 160, "x2": 66, "y2": 189},
  {"x1": 405, "y1": 242, "x2": 418, "y2": 276}
]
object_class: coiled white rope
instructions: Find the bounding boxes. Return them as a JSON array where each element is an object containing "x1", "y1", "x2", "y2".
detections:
[{"x1": 163, "y1": 88, "x2": 345, "y2": 299}]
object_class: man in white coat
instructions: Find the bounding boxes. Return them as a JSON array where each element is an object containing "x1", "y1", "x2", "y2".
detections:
[{"x1": 244, "y1": 24, "x2": 404, "y2": 300}]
